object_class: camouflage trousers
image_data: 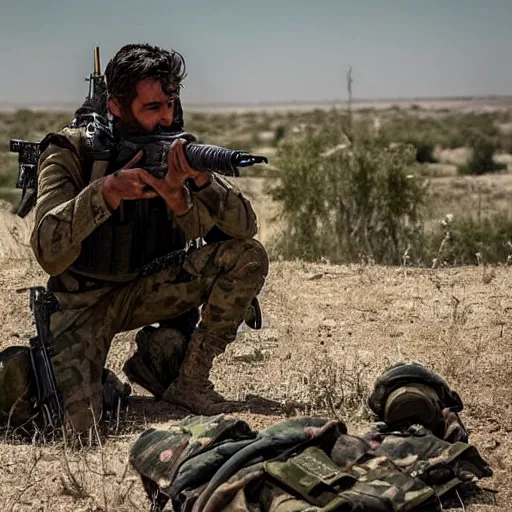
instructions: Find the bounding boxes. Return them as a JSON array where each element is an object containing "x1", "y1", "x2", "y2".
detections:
[{"x1": 49, "y1": 238, "x2": 269, "y2": 432}]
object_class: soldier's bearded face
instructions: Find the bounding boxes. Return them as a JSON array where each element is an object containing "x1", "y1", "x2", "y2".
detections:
[{"x1": 109, "y1": 79, "x2": 177, "y2": 134}]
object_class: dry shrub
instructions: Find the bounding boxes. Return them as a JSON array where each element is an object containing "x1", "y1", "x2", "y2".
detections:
[{"x1": 268, "y1": 122, "x2": 428, "y2": 264}]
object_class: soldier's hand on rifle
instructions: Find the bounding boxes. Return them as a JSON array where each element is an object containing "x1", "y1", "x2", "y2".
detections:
[
  {"x1": 166, "y1": 139, "x2": 211, "y2": 188},
  {"x1": 102, "y1": 150, "x2": 159, "y2": 211},
  {"x1": 140, "y1": 139, "x2": 211, "y2": 215}
]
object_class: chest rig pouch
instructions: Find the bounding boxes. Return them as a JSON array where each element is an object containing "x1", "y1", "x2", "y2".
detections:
[{"x1": 70, "y1": 116, "x2": 187, "y2": 282}]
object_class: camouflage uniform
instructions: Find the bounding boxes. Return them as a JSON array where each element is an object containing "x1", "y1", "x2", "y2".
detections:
[
  {"x1": 129, "y1": 365, "x2": 493, "y2": 512},
  {"x1": 129, "y1": 416, "x2": 492, "y2": 512},
  {"x1": 30, "y1": 127, "x2": 269, "y2": 432}
]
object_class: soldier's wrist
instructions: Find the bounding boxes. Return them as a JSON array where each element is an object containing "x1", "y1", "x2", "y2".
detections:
[
  {"x1": 193, "y1": 172, "x2": 212, "y2": 189},
  {"x1": 102, "y1": 176, "x2": 121, "y2": 211},
  {"x1": 162, "y1": 187, "x2": 190, "y2": 215}
]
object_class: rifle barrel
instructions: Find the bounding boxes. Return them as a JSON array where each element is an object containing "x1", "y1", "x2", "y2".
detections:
[{"x1": 94, "y1": 46, "x2": 101, "y2": 75}]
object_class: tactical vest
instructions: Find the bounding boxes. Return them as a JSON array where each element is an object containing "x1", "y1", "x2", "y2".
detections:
[
  {"x1": 57, "y1": 128, "x2": 188, "y2": 283},
  {"x1": 71, "y1": 194, "x2": 187, "y2": 282}
]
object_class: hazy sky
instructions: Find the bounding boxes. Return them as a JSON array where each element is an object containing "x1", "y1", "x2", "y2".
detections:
[{"x1": 1, "y1": 0, "x2": 511, "y2": 105}]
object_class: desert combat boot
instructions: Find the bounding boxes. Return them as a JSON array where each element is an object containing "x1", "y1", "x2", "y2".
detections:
[
  {"x1": 123, "y1": 326, "x2": 188, "y2": 399},
  {"x1": 162, "y1": 329, "x2": 235, "y2": 414}
]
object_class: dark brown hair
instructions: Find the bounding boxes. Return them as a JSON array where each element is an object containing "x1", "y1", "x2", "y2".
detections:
[{"x1": 105, "y1": 43, "x2": 187, "y2": 109}]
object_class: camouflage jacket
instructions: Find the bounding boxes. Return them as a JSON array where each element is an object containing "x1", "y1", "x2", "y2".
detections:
[
  {"x1": 30, "y1": 127, "x2": 258, "y2": 280},
  {"x1": 129, "y1": 414, "x2": 492, "y2": 512}
]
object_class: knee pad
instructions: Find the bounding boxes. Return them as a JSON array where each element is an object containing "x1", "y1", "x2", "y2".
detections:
[{"x1": 217, "y1": 239, "x2": 269, "y2": 279}]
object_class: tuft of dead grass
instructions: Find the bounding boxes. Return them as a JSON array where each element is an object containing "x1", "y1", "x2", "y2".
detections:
[{"x1": 0, "y1": 201, "x2": 35, "y2": 263}]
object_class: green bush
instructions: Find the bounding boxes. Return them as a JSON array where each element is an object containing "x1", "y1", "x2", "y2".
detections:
[
  {"x1": 265, "y1": 109, "x2": 512, "y2": 267},
  {"x1": 380, "y1": 111, "x2": 510, "y2": 154},
  {"x1": 273, "y1": 125, "x2": 286, "y2": 146},
  {"x1": 268, "y1": 122, "x2": 428, "y2": 264},
  {"x1": 458, "y1": 135, "x2": 504, "y2": 175},
  {"x1": 427, "y1": 213, "x2": 512, "y2": 265},
  {"x1": 0, "y1": 152, "x2": 18, "y2": 187},
  {"x1": 402, "y1": 136, "x2": 437, "y2": 163},
  {"x1": 0, "y1": 109, "x2": 70, "y2": 151}
]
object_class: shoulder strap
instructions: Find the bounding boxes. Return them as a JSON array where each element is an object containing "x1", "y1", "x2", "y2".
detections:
[
  {"x1": 40, "y1": 127, "x2": 105, "y2": 186},
  {"x1": 89, "y1": 159, "x2": 110, "y2": 183}
]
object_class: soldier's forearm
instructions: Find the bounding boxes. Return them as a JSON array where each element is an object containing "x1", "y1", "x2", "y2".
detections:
[
  {"x1": 159, "y1": 186, "x2": 192, "y2": 216},
  {"x1": 174, "y1": 175, "x2": 258, "y2": 240}
]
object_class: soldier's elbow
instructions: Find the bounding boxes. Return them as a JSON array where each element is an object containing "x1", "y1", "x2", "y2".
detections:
[
  {"x1": 33, "y1": 250, "x2": 70, "y2": 276},
  {"x1": 30, "y1": 234, "x2": 75, "y2": 276},
  {"x1": 229, "y1": 222, "x2": 258, "y2": 240}
]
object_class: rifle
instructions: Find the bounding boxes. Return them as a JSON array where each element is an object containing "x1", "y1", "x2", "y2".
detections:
[
  {"x1": 10, "y1": 45, "x2": 268, "y2": 217},
  {"x1": 108, "y1": 129, "x2": 268, "y2": 179},
  {"x1": 75, "y1": 45, "x2": 108, "y2": 121},
  {"x1": 27, "y1": 286, "x2": 64, "y2": 429}
]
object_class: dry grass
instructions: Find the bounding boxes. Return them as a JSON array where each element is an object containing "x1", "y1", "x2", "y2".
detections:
[
  {"x1": 427, "y1": 173, "x2": 512, "y2": 222},
  {"x1": 231, "y1": 177, "x2": 281, "y2": 249},
  {"x1": 0, "y1": 198, "x2": 510, "y2": 510},
  {"x1": 0, "y1": 200, "x2": 35, "y2": 262}
]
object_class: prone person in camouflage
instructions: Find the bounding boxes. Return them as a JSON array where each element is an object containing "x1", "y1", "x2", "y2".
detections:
[
  {"x1": 29, "y1": 43, "x2": 269, "y2": 433},
  {"x1": 129, "y1": 363, "x2": 493, "y2": 512}
]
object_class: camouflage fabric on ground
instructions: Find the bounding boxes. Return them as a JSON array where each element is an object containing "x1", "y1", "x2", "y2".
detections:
[
  {"x1": 130, "y1": 414, "x2": 492, "y2": 512},
  {"x1": 130, "y1": 416, "x2": 346, "y2": 511},
  {"x1": 130, "y1": 414, "x2": 257, "y2": 499},
  {"x1": 369, "y1": 425, "x2": 493, "y2": 496}
]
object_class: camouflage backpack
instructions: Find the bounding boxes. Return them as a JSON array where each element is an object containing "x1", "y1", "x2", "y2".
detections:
[
  {"x1": 0, "y1": 346, "x2": 34, "y2": 426},
  {"x1": 0, "y1": 343, "x2": 130, "y2": 430}
]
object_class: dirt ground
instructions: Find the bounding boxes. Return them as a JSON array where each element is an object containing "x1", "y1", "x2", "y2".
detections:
[{"x1": 0, "y1": 199, "x2": 510, "y2": 511}]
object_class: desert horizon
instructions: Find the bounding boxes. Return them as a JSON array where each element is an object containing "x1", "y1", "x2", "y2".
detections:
[{"x1": 1, "y1": 94, "x2": 512, "y2": 114}]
